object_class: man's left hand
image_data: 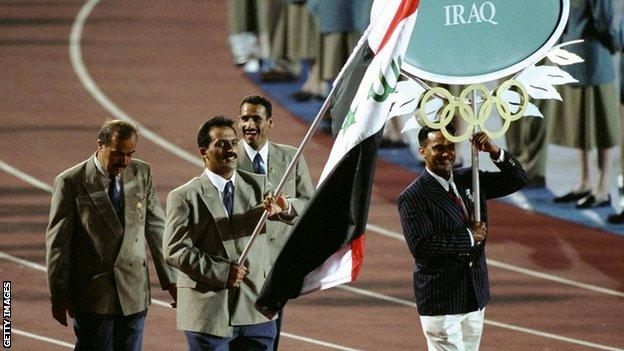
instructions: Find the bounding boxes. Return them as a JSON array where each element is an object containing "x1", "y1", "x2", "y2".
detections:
[
  {"x1": 167, "y1": 283, "x2": 177, "y2": 308},
  {"x1": 471, "y1": 132, "x2": 501, "y2": 158}
]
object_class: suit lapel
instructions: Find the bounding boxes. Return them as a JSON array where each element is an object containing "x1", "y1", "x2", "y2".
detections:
[
  {"x1": 237, "y1": 142, "x2": 253, "y2": 172},
  {"x1": 266, "y1": 142, "x2": 285, "y2": 186},
  {"x1": 83, "y1": 157, "x2": 124, "y2": 238},
  {"x1": 198, "y1": 173, "x2": 238, "y2": 258},
  {"x1": 422, "y1": 172, "x2": 465, "y2": 226}
]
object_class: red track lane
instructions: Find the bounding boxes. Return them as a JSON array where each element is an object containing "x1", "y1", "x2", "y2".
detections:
[{"x1": 1, "y1": 1, "x2": 623, "y2": 350}]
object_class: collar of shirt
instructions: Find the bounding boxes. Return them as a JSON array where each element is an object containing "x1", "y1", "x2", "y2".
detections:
[
  {"x1": 425, "y1": 167, "x2": 456, "y2": 193},
  {"x1": 242, "y1": 140, "x2": 269, "y2": 165},
  {"x1": 203, "y1": 168, "x2": 236, "y2": 196},
  {"x1": 93, "y1": 154, "x2": 120, "y2": 191}
]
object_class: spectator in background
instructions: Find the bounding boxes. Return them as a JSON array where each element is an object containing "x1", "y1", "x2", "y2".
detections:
[
  {"x1": 261, "y1": 0, "x2": 317, "y2": 83},
  {"x1": 607, "y1": 51, "x2": 624, "y2": 223},
  {"x1": 549, "y1": 0, "x2": 623, "y2": 209}
]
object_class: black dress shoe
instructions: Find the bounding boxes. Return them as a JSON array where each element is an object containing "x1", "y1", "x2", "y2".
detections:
[
  {"x1": 292, "y1": 90, "x2": 314, "y2": 101},
  {"x1": 553, "y1": 190, "x2": 590, "y2": 203},
  {"x1": 526, "y1": 176, "x2": 546, "y2": 188},
  {"x1": 607, "y1": 211, "x2": 624, "y2": 224},
  {"x1": 575, "y1": 194, "x2": 610, "y2": 209},
  {"x1": 260, "y1": 70, "x2": 298, "y2": 83}
]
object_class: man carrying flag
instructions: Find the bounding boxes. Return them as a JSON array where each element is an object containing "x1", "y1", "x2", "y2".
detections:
[{"x1": 255, "y1": 0, "x2": 420, "y2": 318}]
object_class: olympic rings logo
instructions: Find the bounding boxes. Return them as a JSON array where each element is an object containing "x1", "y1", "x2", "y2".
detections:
[{"x1": 416, "y1": 79, "x2": 529, "y2": 142}]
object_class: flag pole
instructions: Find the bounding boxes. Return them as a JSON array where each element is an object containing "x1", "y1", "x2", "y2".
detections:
[
  {"x1": 236, "y1": 82, "x2": 340, "y2": 266},
  {"x1": 471, "y1": 90, "x2": 481, "y2": 221}
]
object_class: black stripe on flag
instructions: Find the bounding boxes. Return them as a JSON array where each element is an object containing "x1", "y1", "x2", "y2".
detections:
[{"x1": 255, "y1": 129, "x2": 382, "y2": 318}]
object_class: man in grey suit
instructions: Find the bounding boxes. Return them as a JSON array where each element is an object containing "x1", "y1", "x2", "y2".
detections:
[
  {"x1": 237, "y1": 94, "x2": 314, "y2": 350},
  {"x1": 163, "y1": 116, "x2": 292, "y2": 350},
  {"x1": 46, "y1": 119, "x2": 177, "y2": 351}
]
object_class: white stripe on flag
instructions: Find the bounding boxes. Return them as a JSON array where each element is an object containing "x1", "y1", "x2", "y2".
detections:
[{"x1": 302, "y1": 244, "x2": 354, "y2": 294}]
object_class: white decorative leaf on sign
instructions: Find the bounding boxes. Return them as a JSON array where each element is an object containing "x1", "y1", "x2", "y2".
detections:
[
  {"x1": 546, "y1": 47, "x2": 584, "y2": 66},
  {"x1": 387, "y1": 79, "x2": 425, "y2": 120}
]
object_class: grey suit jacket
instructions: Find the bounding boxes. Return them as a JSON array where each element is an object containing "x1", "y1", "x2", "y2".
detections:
[
  {"x1": 45, "y1": 156, "x2": 176, "y2": 316},
  {"x1": 237, "y1": 141, "x2": 314, "y2": 263},
  {"x1": 163, "y1": 170, "x2": 277, "y2": 337}
]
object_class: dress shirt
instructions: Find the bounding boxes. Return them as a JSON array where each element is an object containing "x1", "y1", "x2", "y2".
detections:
[
  {"x1": 204, "y1": 168, "x2": 236, "y2": 218},
  {"x1": 93, "y1": 154, "x2": 121, "y2": 196},
  {"x1": 242, "y1": 141, "x2": 268, "y2": 173},
  {"x1": 241, "y1": 141, "x2": 294, "y2": 217}
]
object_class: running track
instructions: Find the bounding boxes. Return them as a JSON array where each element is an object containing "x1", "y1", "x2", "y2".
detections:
[{"x1": 1, "y1": 1, "x2": 623, "y2": 350}]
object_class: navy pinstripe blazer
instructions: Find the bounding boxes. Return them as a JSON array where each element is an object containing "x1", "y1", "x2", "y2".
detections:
[{"x1": 397, "y1": 150, "x2": 527, "y2": 316}]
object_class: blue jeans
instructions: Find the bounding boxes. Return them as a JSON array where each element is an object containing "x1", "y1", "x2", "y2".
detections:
[
  {"x1": 73, "y1": 310, "x2": 147, "y2": 351},
  {"x1": 185, "y1": 321, "x2": 277, "y2": 351}
]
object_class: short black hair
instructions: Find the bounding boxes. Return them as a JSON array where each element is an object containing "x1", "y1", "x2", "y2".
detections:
[
  {"x1": 197, "y1": 116, "x2": 236, "y2": 148},
  {"x1": 418, "y1": 124, "x2": 456, "y2": 147},
  {"x1": 98, "y1": 120, "x2": 138, "y2": 146},
  {"x1": 240, "y1": 94, "x2": 272, "y2": 117}
]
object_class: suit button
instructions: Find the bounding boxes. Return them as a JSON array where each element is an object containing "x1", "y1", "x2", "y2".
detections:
[
  {"x1": 469, "y1": 262, "x2": 473, "y2": 267},
  {"x1": 270, "y1": 237, "x2": 276, "y2": 242}
]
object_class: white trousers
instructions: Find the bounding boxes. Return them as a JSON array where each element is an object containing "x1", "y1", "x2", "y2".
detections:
[{"x1": 419, "y1": 309, "x2": 485, "y2": 351}]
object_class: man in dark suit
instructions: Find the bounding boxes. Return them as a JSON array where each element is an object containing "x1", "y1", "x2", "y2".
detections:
[
  {"x1": 397, "y1": 125, "x2": 527, "y2": 351},
  {"x1": 46, "y1": 119, "x2": 177, "y2": 351},
  {"x1": 237, "y1": 94, "x2": 314, "y2": 350},
  {"x1": 163, "y1": 116, "x2": 293, "y2": 350}
]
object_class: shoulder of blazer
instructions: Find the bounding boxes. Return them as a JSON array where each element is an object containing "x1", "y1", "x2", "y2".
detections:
[
  {"x1": 128, "y1": 158, "x2": 150, "y2": 173},
  {"x1": 169, "y1": 175, "x2": 204, "y2": 199},
  {"x1": 269, "y1": 141, "x2": 297, "y2": 156},
  {"x1": 398, "y1": 172, "x2": 430, "y2": 202},
  {"x1": 55, "y1": 158, "x2": 90, "y2": 185},
  {"x1": 236, "y1": 169, "x2": 266, "y2": 189}
]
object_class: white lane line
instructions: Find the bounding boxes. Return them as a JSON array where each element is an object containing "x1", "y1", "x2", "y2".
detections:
[
  {"x1": 3, "y1": 159, "x2": 621, "y2": 300},
  {"x1": 69, "y1": 0, "x2": 203, "y2": 168},
  {"x1": 337, "y1": 285, "x2": 624, "y2": 351},
  {"x1": 3, "y1": 251, "x2": 620, "y2": 351},
  {"x1": 0, "y1": 160, "x2": 53, "y2": 193},
  {"x1": 0, "y1": 251, "x2": 362, "y2": 351},
  {"x1": 65, "y1": 0, "x2": 623, "y2": 301},
  {"x1": 365, "y1": 223, "x2": 624, "y2": 298},
  {"x1": 13, "y1": 329, "x2": 74, "y2": 348}
]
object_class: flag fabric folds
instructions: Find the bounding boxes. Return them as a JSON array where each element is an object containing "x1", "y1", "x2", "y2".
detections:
[{"x1": 256, "y1": 0, "x2": 420, "y2": 319}]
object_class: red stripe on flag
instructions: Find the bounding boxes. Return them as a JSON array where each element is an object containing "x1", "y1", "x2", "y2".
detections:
[
  {"x1": 350, "y1": 235, "x2": 366, "y2": 281},
  {"x1": 376, "y1": 0, "x2": 419, "y2": 53}
]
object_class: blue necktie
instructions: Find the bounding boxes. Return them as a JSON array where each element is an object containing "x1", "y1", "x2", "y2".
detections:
[
  {"x1": 223, "y1": 181, "x2": 234, "y2": 218},
  {"x1": 253, "y1": 153, "x2": 266, "y2": 175},
  {"x1": 108, "y1": 174, "x2": 123, "y2": 223}
]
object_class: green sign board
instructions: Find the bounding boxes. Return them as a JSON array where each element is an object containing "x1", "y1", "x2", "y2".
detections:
[{"x1": 403, "y1": 0, "x2": 569, "y2": 84}]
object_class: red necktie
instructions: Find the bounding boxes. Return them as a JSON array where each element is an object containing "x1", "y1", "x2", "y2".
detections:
[{"x1": 448, "y1": 188, "x2": 465, "y2": 222}]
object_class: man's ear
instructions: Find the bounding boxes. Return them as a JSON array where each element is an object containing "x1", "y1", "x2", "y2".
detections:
[
  {"x1": 199, "y1": 147, "x2": 208, "y2": 158},
  {"x1": 419, "y1": 147, "x2": 425, "y2": 158}
]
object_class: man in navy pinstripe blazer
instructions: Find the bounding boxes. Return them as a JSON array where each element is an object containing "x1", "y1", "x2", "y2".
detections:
[{"x1": 398, "y1": 125, "x2": 527, "y2": 351}]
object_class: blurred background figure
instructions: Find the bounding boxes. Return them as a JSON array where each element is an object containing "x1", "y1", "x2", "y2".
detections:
[
  {"x1": 548, "y1": 0, "x2": 623, "y2": 209},
  {"x1": 607, "y1": 53, "x2": 624, "y2": 222},
  {"x1": 228, "y1": 0, "x2": 282, "y2": 73}
]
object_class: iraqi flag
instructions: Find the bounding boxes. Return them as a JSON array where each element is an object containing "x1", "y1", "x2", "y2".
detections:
[{"x1": 256, "y1": 0, "x2": 420, "y2": 318}]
